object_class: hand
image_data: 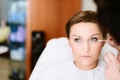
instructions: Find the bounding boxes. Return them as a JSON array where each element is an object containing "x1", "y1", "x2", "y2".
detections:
[{"x1": 104, "y1": 52, "x2": 120, "y2": 80}]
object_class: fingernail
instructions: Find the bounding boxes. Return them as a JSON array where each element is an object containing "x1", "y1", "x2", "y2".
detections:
[{"x1": 106, "y1": 52, "x2": 115, "y2": 60}]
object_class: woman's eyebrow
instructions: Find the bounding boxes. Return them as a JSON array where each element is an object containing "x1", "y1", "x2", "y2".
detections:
[
  {"x1": 72, "y1": 35, "x2": 81, "y2": 38},
  {"x1": 72, "y1": 34, "x2": 100, "y2": 37},
  {"x1": 90, "y1": 33, "x2": 100, "y2": 37}
]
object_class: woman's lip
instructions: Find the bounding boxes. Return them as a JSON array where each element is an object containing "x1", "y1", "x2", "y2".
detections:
[{"x1": 81, "y1": 56, "x2": 91, "y2": 57}]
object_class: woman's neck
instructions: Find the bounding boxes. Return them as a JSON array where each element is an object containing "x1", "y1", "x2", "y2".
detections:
[{"x1": 74, "y1": 60, "x2": 98, "y2": 70}]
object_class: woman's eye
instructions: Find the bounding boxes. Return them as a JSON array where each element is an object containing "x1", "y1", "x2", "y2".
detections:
[
  {"x1": 91, "y1": 37, "x2": 98, "y2": 42},
  {"x1": 74, "y1": 38, "x2": 80, "y2": 43}
]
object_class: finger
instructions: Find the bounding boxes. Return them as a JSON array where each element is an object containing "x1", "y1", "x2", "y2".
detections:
[
  {"x1": 117, "y1": 53, "x2": 120, "y2": 63},
  {"x1": 104, "y1": 53, "x2": 111, "y2": 67},
  {"x1": 106, "y1": 52, "x2": 120, "y2": 71},
  {"x1": 117, "y1": 53, "x2": 120, "y2": 68},
  {"x1": 106, "y1": 52, "x2": 116, "y2": 62},
  {"x1": 104, "y1": 52, "x2": 117, "y2": 68}
]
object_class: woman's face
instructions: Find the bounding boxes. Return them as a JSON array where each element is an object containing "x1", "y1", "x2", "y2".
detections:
[{"x1": 69, "y1": 22, "x2": 105, "y2": 70}]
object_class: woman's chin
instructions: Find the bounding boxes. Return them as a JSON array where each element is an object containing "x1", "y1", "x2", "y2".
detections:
[{"x1": 76, "y1": 61, "x2": 98, "y2": 70}]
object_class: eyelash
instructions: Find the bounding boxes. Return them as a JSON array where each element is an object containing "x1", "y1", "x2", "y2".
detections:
[
  {"x1": 74, "y1": 37, "x2": 99, "y2": 43},
  {"x1": 90, "y1": 37, "x2": 98, "y2": 42},
  {"x1": 74, "y1": 38, "x2": 80, "y2": 43}
]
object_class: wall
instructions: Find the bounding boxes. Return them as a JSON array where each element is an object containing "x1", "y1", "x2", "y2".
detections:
[{"x1": 81, "y1": 0, "x2": 97, "y2": 11}]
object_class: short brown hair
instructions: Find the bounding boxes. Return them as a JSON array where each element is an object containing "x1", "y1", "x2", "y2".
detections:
[{"x1": 65, "y1": 10, "x2": 107, "y2": 38}]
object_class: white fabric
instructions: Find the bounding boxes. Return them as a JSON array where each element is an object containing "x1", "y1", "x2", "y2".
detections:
[
  {"x1": 100, "y1": 43, "x2": 118, "y2": 61},
  {"x1": 29, "y1": 37, "x2": 118, "y2": 80},
  {"x1": 41, "y1": 60, "x2": 105, "y2": 80},
  {"x1": 29, "y1": 37, "x2": 73, "y2": 80}
]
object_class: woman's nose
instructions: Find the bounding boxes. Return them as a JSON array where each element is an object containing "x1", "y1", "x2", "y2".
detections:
[{"x1": 82, "y1": 41, "x2": 90, "y2": 53}]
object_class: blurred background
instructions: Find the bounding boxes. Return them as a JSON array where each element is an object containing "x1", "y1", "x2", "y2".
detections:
[
  {"x1": 0, "y1": 0, "x2": 26, "y2": 80},
  {"x1": 0, "y1": 0, "x2": 96, "y2": 80}
]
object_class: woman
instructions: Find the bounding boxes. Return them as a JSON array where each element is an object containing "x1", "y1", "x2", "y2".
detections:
[{"x1": 41, "y1": 10, "x2": 107, "y2": 80}]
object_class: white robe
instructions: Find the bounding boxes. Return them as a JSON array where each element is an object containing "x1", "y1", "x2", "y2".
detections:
[{"x1": 41, "y1": 60, "x2": 105, "y2": 80}]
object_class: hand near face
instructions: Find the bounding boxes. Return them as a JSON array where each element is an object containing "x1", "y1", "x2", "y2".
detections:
[
  {"x1": 106, "y1": 35, "x2": 120, "y2": 68},
  {"x1": 104, "y1": 52, "x2": 120, "y2": 80}
]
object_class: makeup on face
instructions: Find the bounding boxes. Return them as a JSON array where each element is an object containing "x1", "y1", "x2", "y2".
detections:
[{"x1": 98, "y1": 39, "x2": 107, "y2": 42}]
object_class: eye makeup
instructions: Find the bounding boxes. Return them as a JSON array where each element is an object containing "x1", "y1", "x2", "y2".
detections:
[{"x1": 98, "y1": 39, "x2": 107, "y2": 42}]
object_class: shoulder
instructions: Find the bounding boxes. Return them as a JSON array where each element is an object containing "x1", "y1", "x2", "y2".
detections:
[{"x1": 47, "y1": 37, "x2": 68, "y2": 46}]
